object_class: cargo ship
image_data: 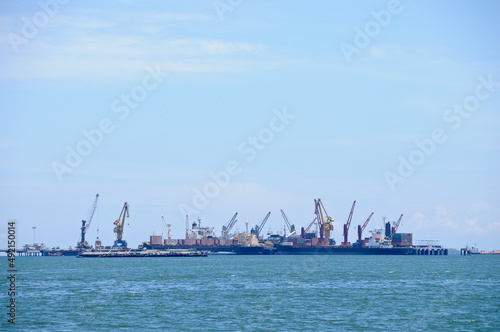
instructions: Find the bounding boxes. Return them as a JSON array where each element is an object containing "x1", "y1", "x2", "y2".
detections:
[
  {"x1": 273, "y1": 206, "x2": 448, "y2": 255},
  {"x1": 142, "y1": 213, "x2": 276, "y2": 255},
  {"x1": 480, "y1": 250, "x2": 500, "y2": 255},
  {"x1": 44, "y1": 248, "x2": 80, "y2": 256},
  {"x1": 76, "y1": 249, "x2": 207, "y2": 258},
  {"x1": 273, "y1": 205, "x2": 448, "y2": 256}
]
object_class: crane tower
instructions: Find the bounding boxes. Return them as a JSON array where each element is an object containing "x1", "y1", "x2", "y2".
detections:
[{"x1": 113, "y1": 202, "x2": 129, "y2": 248}]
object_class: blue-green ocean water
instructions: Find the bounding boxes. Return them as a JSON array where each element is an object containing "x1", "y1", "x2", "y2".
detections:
[{"x1": 1, "y1": 255, "x2": 499, "y2": 331}]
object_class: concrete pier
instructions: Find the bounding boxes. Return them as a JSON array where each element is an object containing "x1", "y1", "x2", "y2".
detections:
[
  {"x1": 461, "y1": 248, "x2": 471, "y2": 255},
  {"x1": 0, "y1": 249, "x2": 44, "y2": 256},
  {"x1": 415, "y1": 248, "x2": 447, "y2": 255}
]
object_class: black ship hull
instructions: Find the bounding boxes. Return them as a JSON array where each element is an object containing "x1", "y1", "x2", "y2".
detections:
[
  {"x1": 233, "y1": 246, "x2": 275, "y2": 255},
  {"x1": 275, "y1": 245, "x2": 416, "y2": 255},
  {"x1": 145, "y1": 244, "x2": 274, "y2": 255},
  {"x1": 43, "y1": 249, "x2": 81, "y2": 256}
]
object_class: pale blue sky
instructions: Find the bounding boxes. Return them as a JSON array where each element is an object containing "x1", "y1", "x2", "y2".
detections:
[{"x1": 1, "y1": 0, "x2": 499, "y2": 250}]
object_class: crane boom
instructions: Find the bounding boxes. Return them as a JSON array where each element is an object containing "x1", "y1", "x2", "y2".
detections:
[
  {"x1": 280, "y1": 210, "x2": 295, "y2": 234},
  {"x1": 254, "y1": 212, "x2": 271, "y2": 237},
  {"x1": 304, "y1": 217, "x2": 317, "y2": 234},
  {"x1": 84, "y1": 194, "x2": 99, "y2": 233},
  {"x1": 222, "y1": 212, "x2": 238, "y2": 239},
  {"x1": 78, "y1": 193, "x2": 99, "y2": 248},
  {"x1": 357, "y1": 212, "x2": 374, "y2": 241},
  {"x1": 342, "y1": 200, "x2": 356, "y2": 245},
  {"x1": 392, "y1": 214, "x2": 403, "y2": 233},
  {"x1": 315, "y1": 198, "x2": 334, "y2": 239},
  {"x1": 161, "y1": 215, "x2": 171, "y2": 240},
  {"x1": 314, "y1": 200, "x2": 323, "y2": 238},
  {"x1": 113, "y1": 202, "x2": 129, "y2": 248}
]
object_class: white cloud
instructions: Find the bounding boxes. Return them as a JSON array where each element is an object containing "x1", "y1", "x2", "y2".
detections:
[
  {"x1": 52, "y1": 11, "x2": 213, "y2": 29},
  {"x1": 428, "y1": 204, "x2": 499, "y2": 236},
  {"x1": 0, "y1": 36, "x2": 269, "y2": 79},
  {"x1": 149, "y1": 12, "x2": 213, "y2": 22},
  {"x1": 465, "y1": 217, "x2": 485, "y2": 234},
  {"x1": 487, "y1": 221, "x2": 500, "y2": 232},
  {"x1": 51, "y1": 17, "x2": 116, "y2": 30},
  {"x1": 368, "y1": 45, "x2": 388, "y2": 59},
  {"x1": 434, "y1": 204, "x2": 458, "y2": 230},
  {"x1": 471, "y1": 202, "x2": 492, "y2": 211},
  {"x1": 410, "y1": 211, "x2": 427, "y2": 230},
  {"x1": 0, "y1": 6, "x2": 269, "y2": 79}
]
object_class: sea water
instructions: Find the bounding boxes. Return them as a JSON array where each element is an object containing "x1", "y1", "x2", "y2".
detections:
[{"x1": 1, "y1": 255, "x2": 499, "y2": 331}]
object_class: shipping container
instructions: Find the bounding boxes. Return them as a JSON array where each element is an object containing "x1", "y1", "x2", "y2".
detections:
[{"x1": 150, "y1": 235, "x2": 163, "y2": 245}]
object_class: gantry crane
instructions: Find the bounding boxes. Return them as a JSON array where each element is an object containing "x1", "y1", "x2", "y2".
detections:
[
  {"x1": 113, "y1": 202, "x2": 129, "y2": 248},
  {"x1": 280, "y1": 210, "x2": 296, "y2": 236},
  {"x1": 252, "y1": 212, "x2": 271, "y2": 238},
  {"x1": 222, "y1": 212, "x2": 238, "y2": 239},
  {"x1": 77, "y1": 194, "x2": 99, "y2": 249},
  {"x1": 342, "y1": 200, "x2": 356, "y2": 246},
  {"x1": 315, "y1": 199, "x2": 334, "y2": 239},
  {"x1": 161, "y1": 215, "x2": 172, "y2": 240},
  {"x1": 357, "y1": 212, "x2": 374, "y2": 242},
  {"x1": 392, "y1": 214, "x2": 404, "y2": 234}
]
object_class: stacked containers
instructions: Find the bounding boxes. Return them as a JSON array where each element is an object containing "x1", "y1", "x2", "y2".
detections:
[
  {"x1": 392, "y1": 233, "x2": 413, "y2": 247},
  {"x1": 150, "y1": 235, "x2": 163, "y2": 245}
]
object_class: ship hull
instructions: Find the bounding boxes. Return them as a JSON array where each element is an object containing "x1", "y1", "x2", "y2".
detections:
[
  {"x1": 76, "y1": 250, "x2": 207, "y2": 258},
  {"x1": 145, "y1": 244, "x2": 274, "y2": 255},
  {"x1": 43, "y1": 249, "x2": 80, "y2": 256},
  {"x1": 233, "y1": 246, "x2": 274, "y2": 255},
  {"x1": 275, "y1": 245, "x2": 416, "y2": 255}
]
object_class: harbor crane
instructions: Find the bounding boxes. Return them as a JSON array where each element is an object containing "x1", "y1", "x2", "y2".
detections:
[
  {"x1": 280, "y1": 210, "x2": 296, "y2": 236},
  {"x1": 342, "y1": 200, "x2": 356, "y2": 246},
  {"x1": 77, "y1": 194, "x2": 99, "y2": 249},
  {"x1": 357, "y1": 212, "x2": 374, "y2": 242},
  {"x1": 301, "y1": 199, "x2": 333, "y2": 239},
  {"x1": 222, "y1": 212, "x2": 238, "y2": 239},
  {"x1": 113, "y1": 202, "x2": 129, "y2": 248},
  {"x1": 315, "y1": 199, "x2": 334, "y2": 239},
  {"x1": 302, "y1": 217, "x2": 317, "y2": 237},
  {"x1": 161, "y1": 216, "x2": 172, "y2": 240},
  {"x1": 252, "y1": 212, "x2": 271, "y2": 238},
  {"x1": 392, "y1": 214, "x2": 404, "y2": 234}
]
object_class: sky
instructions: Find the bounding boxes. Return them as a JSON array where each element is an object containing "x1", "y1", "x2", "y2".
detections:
[{"x1": 0, "y1": 0, "x2": 499, "y2": 251}]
